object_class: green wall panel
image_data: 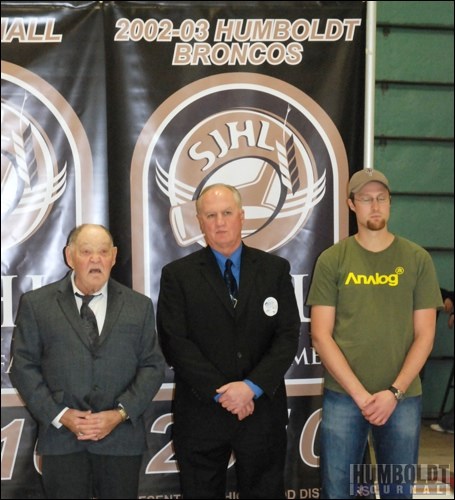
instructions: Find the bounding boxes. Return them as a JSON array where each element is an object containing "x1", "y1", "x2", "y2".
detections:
[
  {"x1": 375, "y1": 85, "x2": 454, "y2": 138},
  {"x1": 376, "y1": 28, "x2": 454, "y2": 83},
  {"x1": 375, "y1": 0, "x2": 454, "y2": 421},
  {"x1": 377, "y1": 1, "x2": 454, "y2": 27},
  {"x1": 374, "y1": 141, "x2": 454, "y2": 194},
  {"x1": 422, "y1": 282, "x2": 453, "y2": 419},
  {"x1": 387, "y1": 196, "x2": 454, "y2": 248},
  {"x1": 422, "y1": 276, "x2": 453, "y2": 418},
  {"x1": 431, "y1": 316, "x2": 454, "y2": 358},
  {"x1": 431, "y1": 251, "x2": 455, "y2": 291}
]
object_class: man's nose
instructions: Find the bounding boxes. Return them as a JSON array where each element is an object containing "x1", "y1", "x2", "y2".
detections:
[{"x1": 371, "y1": 198, "x2": 380, "y2": 208}]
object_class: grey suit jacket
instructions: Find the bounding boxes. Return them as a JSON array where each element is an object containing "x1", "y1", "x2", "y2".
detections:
[
  {"x1": 10, "y1": 273, "x2": 165, "y2": 455},
  {"x1": 157, "y1": 244, "x2": 300, "y2": 438}
]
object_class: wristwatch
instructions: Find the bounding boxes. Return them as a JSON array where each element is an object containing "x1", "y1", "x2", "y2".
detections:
[
  {"x1": 388, "y1": 386, "x2": 405, "y2": 401},
  {"x1": 117, "y1": 406, "x2": 129, "y2": 422}
]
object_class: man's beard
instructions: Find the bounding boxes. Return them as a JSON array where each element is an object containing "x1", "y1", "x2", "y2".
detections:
[{"x1": 366, "y1": 218, "x2": 386, "y2": 231}]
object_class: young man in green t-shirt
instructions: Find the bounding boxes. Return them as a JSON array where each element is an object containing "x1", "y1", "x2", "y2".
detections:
[{"x1": 307, "y1": 169, "x2": 442, "y2": 499}]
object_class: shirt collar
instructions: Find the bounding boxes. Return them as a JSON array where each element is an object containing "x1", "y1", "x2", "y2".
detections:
[
  {"x1": 71, "y1": 271, "x2": 108, "y2": 297},
  {"x1": 211, "y1": 244, "x2": 242, "y2": 270}
]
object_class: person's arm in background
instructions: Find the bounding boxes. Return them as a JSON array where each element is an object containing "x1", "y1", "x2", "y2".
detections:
[{"x1": 440, "y1": 288, "x2": 454, "y2": 328}]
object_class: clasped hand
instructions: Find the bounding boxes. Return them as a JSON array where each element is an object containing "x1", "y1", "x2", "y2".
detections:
[
  {"x1": 61, "y1": 408, "x2": 123, "y2": 441},
  {"x1": 216, "y1": 381, "x2": 255, "y2": 421},
  {"x1": 360, "y1": 390, "x2": 398, "y2": 426}
]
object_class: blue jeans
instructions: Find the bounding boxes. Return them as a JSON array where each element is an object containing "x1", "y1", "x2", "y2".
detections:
[{"x1": 320, "y1": 389, "x2": 421, "y2": 499}]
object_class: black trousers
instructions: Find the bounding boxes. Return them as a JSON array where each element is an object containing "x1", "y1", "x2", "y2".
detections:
[
  {"x1": 174, "y1": 418, "x2": 287, "y2": 499},
  {"x1": 41, "y1": 451, "x2": 143, "y2": 499}
]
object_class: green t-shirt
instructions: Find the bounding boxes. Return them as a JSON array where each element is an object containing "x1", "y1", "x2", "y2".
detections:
[{"x1": 307, "y1": 235, "x2": 443, "y2": 396}]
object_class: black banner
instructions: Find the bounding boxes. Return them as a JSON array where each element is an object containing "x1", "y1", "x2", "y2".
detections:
[{"x1": 1, "y1": 2, "x2": 365, "y2": 498}]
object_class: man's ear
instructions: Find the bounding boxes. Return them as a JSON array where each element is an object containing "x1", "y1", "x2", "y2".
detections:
[{"x1": 64, "y1": 246, "x2": 73, "y2": 269}]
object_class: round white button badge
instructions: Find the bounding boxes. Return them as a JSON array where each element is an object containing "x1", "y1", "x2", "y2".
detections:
[{"x1": 263, "y1": 297, "x2": 278, "y2": 317}]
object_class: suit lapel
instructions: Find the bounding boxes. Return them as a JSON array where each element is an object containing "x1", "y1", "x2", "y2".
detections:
[
  {"x1": 236, "y1": 245, "x2": 259, "y2": 317},
  {"x1": 56, "y1": 275, "x2": 92, "y2": 349},
  {"x1": 98, "y1": 280, "x2": 123, "y2": 345},
  {"x1": 199, "y1": 247, "x2": 236, "y2": 315},
  {"x1": 199, "y1": 245, "x2": 260, "y2": 316},
  {"x1": 57, "y1": 275, "x2": 123, "y2": 348}
]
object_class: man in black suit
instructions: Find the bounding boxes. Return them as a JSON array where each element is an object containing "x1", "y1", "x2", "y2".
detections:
[
  {"x1": 10, "y1": 224, "x2": 165, "y2": 499},
  {"x1": 157, "y1": 184, "x2": 300, "y2": 499}
]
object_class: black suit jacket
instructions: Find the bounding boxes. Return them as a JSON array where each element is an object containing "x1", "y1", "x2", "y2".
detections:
[
  {"x1": 157, "y1": 244, "x2": 300, "y2": 438},
  {"x1": 10, "y1": 273, "x2": 165, "y2": 455}
]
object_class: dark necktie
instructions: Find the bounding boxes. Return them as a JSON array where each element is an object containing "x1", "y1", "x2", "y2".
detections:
[
  {"x1": 224, "y1": 259, "x2": 238, "y2": 307},
  {"x1": 76, "y1": 294, "x2": 99, "y2": 347}
]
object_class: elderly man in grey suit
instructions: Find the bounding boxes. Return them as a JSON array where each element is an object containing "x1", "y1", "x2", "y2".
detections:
[
  {"x1": 10, "y1": 224, "x2": 165, "y2": 499},
  {"x1": 157, "y1": 184, "x2": 300, "y2": 499}
]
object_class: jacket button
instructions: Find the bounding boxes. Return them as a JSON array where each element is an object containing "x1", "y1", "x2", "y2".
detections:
[{"x1": 237, "y1": 352, "x2": 242, "y2": 359}]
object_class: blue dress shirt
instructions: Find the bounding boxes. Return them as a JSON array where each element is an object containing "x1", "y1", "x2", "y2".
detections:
[{"x1": 210, "y1": 245, "x2": 263, "y2": 400}]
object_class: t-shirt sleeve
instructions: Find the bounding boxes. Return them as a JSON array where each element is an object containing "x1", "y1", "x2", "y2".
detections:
[
  {"x1": 413, "y1": 250, "x2": 443, "y2": 311},
  {"x1": 306, "y1": 250, "x2": 339, "y2": 307}
]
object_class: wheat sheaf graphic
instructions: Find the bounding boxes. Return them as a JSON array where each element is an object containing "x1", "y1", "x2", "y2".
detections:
[
  {"x1": 277, "y1": 105, "x2": 301, "y2": 195},
  {"x1": 3, "y1": 117, "x2": 67, "y2": 215}
]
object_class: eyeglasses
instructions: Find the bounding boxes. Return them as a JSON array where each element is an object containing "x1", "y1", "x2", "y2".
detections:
[{"x1": 354, "y1": 195, "x2": 390, "y2": 205}]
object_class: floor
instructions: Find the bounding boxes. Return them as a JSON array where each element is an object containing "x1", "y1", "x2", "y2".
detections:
[{"x1": 418, "y1": 418, "x2": 454, "y2": 497}]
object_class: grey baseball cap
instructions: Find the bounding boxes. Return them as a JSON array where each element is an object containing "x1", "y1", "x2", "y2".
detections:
[{"x1": 348, "y1": 169, "x2": 390, "y2": 195}]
